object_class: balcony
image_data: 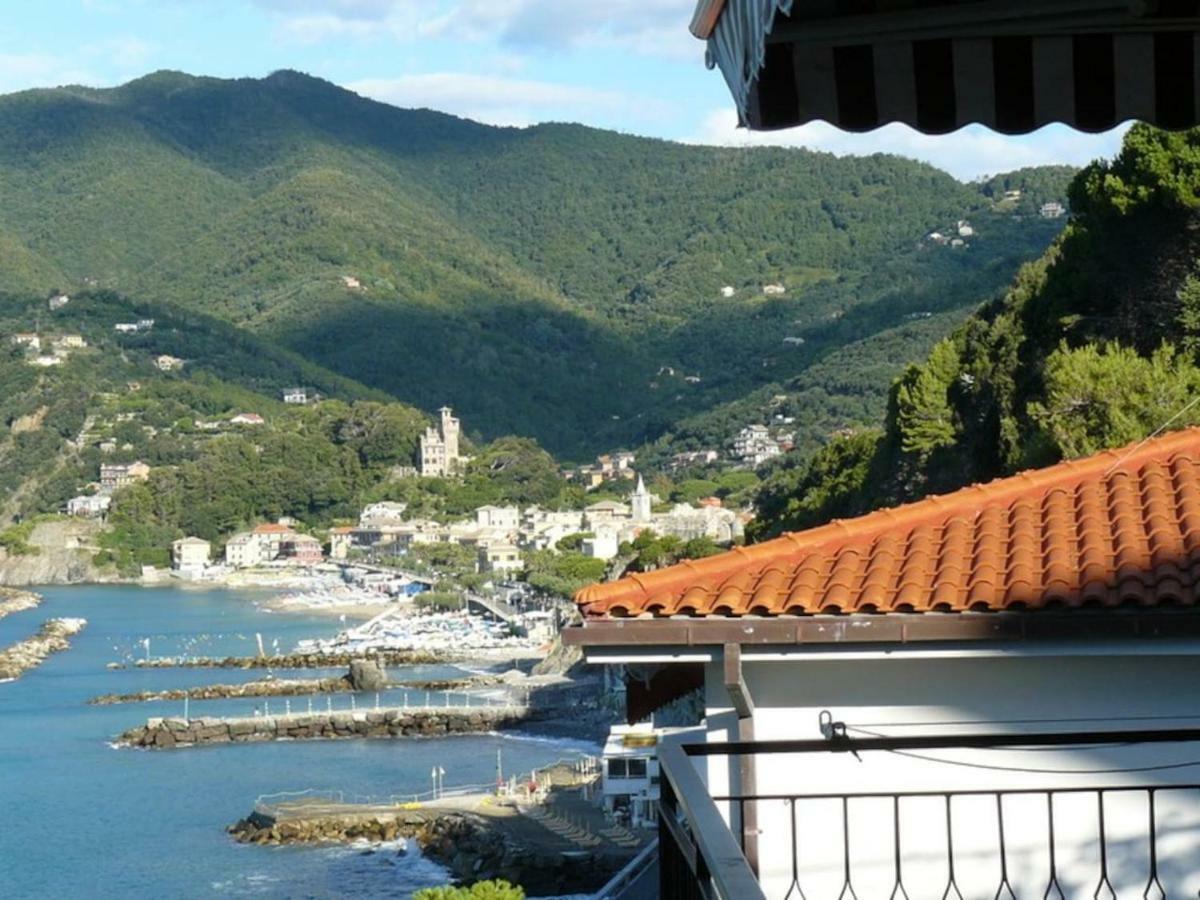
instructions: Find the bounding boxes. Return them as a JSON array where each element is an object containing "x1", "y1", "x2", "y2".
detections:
[{"x1": 656, "y1": 728, "x2": 1200, "y2": 900}]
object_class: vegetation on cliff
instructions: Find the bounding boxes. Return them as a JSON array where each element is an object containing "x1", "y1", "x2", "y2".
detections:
[{"x1": 752, "y1": 125, "x2": 1200, "y2": 537}]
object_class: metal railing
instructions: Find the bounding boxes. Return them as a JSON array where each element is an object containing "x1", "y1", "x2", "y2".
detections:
[{"x1": 656, "y1": 727, "x2": 1200, "y2": 900}]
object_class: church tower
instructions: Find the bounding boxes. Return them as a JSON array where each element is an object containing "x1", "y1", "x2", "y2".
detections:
[{"x1": 631, "y1": 474, "x2": 652, "y2": 523}]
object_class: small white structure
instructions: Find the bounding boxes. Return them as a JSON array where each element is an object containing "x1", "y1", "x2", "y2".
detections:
[
  {"x1": 171, "y1": 537, "x2": 211, "y2": 573},
  {"x1": 55, "y1": 335, "x2": 86, "y2": 349},
  {"x1": 341, "y1": 275, "x2": 362, "y2": 289},
  {"x1": 154, "y1": 354, "x2": 185, "y2": 372},
  {"x1": 230, "y1": 413, "x2": 264, "y2": 426},
  {"x1": 12, "y1": 333, "x2": 40, "y2": 350},
  {"x1": 601, "y1": 724, "x2": 667, "y2": 828},
  {"x1": 29, "y1": 355, "x2": 63, "y2": 367},
  {"x1": 956, "y1": 219, "x2": 975, "y2": 237},
  {"x1": 762, "y1": 283, "x2": 786, "y2": 296},
  {"x1": 720, "y1": 285, "x2": 736, "y2": 298},
  {"x1": 1040, "y1": 200, "x2": 1067, "y2": 218},
  {"x1": 67, "y1": 494, "x2": 111, "y2": 517},
  {"x1": 581, "y1": 531, "x2": 620, "y2": 561},
  {"x1": 282, "y1": 387, "x2": 310, "y2": 405},
  {"x1": 782, "y1": 336, "x2": 805, "y2": 346},
  {"x1": 48, "y1": 294, "x2": 70, "y2": 311},
  {"x1": 476, "y1": 505, "x2": 520, "y2": 530}
]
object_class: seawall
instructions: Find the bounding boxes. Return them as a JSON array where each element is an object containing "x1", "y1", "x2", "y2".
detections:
[
  {"x1": 119, "y1": 706, "x2": 527, "y2": 749},
  {"x1": 123, "y1": 650, "x2": 449, "y2": 669},
  {"x1": 0, "y1": 588, "x2": 41, "y2": 620}
]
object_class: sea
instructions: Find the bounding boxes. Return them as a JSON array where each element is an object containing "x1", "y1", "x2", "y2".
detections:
[{"x1": 0, "y1": 585, "x2": 598, "y2": 899}]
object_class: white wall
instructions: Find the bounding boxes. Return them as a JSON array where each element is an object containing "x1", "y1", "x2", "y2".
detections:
[{"x1": 700, "y1": 649, "x2": 1200, "y2": 899}]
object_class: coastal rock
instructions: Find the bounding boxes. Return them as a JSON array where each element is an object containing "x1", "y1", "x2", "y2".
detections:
[
  {"x1": 0, "y1": 617, "x2": 88, "y2": 680},
  {"x1": 348, "y1": 659, "x2": 387, "y2": 691}
]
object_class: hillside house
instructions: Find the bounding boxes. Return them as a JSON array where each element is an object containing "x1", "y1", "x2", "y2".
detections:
[
  {"x1": 251, "y1": 522, "x2": 296, "y2": 559},
  {"x1": 341, "y1": 275, "x2": 362, "y2": 289},
  {"x1": 67, "y1": 494, "x2": 111, "y2": 517},
  {"x1": 761, "y1": 283, "x2": 786, "y2": 296},
  {"x1": 229, "y1": 413, "x2": 264, "y2": 426},
  {"x1": 328, "y1": 526, "x2": 354, "y2": 560},
  {"x1": 48, "y1": 294, "x2": 69, "y2": 311},
  {"x1": 99, "y1": 461, "x2": 150, "y2": 490},
  {"x1": 957, "y1": 219, "x2": 975, "y2": 236},
  {"x1": 155, "y1": 355, "x2": 185, "y2": 372},
  {"x1": 171, "y1": 537, "x2": 211, "y2": 573},
  {"x1": 475, "y1": 505, "x2": 520, "y2": 530},
  {"x1": 720, "y1": 285, "x2": 735, "y2": 298},
  {"x1": 29, "y1": 355, "x2": 62, "y2": 367},
  {"x1": 282, "y1": 387, "x2": 311, "y2": 405},
  {"x1": 12, "y1": 333, "x2": 39, "y2": 350},
  {"x1": 113, "y1": 323, "x2": 138, "y2": 334},
  {"x1": 55, "y1": 335, "x2": 86, "y2": 349},
  {"x1": 566, "y1": 428, "x2": 1200, "y2": 898},
  {"x1": 359, "y1": 501, "x2": 409, "y2": 525},
  {"x1": 1041, "y1": 201, "x2": 1067, "y2": 218},
  {"x1": 732, "y1": 424, "x2": 781, "y2": 467}
]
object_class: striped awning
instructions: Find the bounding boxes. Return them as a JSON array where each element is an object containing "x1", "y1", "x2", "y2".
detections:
[{"x1": 693, "y1": 0, "x2": 1200, "y2": 134}]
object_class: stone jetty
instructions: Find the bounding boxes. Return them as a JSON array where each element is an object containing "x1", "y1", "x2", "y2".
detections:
[
  {"x1": 119, "y1": 705, "x2": 527, "y2": 749},
  {"x1": 0, "y1": 617, "x2": 87, "y2": 680},
  {"x1": 0, "y1": 588, "x2": 41, "y2": 621},
  {"x1": 89, "y1": 675, "x2": 356, "y2": 706},
  {"x1": 123, "y1": 650, "x2": 447, "y2": 669}
]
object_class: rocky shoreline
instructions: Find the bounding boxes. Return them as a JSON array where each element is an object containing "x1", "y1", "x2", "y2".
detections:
[
  {"x1": 119, "y1": 706, "x2": 527, "y2": 749},
  {"x1": 0, "y1": 617, "x2": 88, "y2": 680},
  {"x1": 229, "y1": 807, "x2": 627, "y2": 896}
]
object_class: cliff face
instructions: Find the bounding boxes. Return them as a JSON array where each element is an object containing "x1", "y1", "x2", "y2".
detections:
[{"x1": 0, "y1": 519, "x2": 110, "y2": 586}]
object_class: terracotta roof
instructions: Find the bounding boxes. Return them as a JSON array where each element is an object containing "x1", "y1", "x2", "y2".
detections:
[
  {"x1": 253, "y1": 523, "x2": 295, "y2": 534},
  {"x1": 576, "y1": 428, "x2": 1200, "y2": 619}
]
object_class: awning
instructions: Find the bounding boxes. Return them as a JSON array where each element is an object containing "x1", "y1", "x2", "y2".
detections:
[{"x1": 693, "y1": 0, "x2": 1200, "y2": 134}]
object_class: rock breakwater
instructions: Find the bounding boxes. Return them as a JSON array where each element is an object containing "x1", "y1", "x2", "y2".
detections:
[
  {"x1": 0, "y1": 618, "x2": 87, "y2": 680},
  {"x1": 122, "y1": 650, "x2": 448, "y2": 669},
  {"x1": 89, "y1": 676, "x2": 354, "y2": 706},
  {"x1": 0, "y1": 588, "x2": 41, "y2": 620},
  {"x1": 119, "y1": 706, "x2": 527, "y2": 748}
]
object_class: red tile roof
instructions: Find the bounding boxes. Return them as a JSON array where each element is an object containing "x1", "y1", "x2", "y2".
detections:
[
  {"x1": 253, "y1": 523, "x2": 295, "y2": 534},
  {"x1": 576, "y1": 428, "x2": 1200, "y2": 619}
]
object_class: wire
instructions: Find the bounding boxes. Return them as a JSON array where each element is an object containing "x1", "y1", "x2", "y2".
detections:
[
  {"x1": 845, "y1": 724, "x2": 1200, "y2": 776},
  {"x1": 1103, "y1": 392, "x2": 1200, "y2": 475}
]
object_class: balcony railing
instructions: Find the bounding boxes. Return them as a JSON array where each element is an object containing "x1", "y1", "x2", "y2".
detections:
[{"x1": 657, "y1": 727, "x2": 1200, "y2": 900}]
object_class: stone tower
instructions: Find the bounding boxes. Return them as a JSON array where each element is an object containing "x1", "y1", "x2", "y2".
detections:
[
  {"x1": 440, "y1": 407, "x2": 461, "y2": 462},
  {"x1": 631, "y1": 474, "x2": 652, "y2": 523}
]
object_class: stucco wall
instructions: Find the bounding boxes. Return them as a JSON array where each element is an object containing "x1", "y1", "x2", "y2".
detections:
[{"x1": 700, "y1": 647, "x2": 1200, "y2": 898}]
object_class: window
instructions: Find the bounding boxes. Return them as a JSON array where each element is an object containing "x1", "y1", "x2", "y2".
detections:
[{"x1": 608, "y1": 757, "x2": 649, "y2": 779}]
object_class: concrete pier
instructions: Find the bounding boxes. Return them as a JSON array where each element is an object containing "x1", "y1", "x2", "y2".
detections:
[{"x1": 119, "y1": 705, "x2": 528, "y2": 749}]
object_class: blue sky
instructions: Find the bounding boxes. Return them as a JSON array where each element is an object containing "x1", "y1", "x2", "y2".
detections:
[{"x1": 0, "y1": 0, "x2": 1126, "y2": 180}]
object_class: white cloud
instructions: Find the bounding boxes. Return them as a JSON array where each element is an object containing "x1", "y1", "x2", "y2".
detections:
[
  {"x1": 0, "y1": 53, "x2": 105, "y2": 93},
  {"x1": 689, "y1": 109, "x2": 1130, "y2": 181},
  {"x1": 349, "y1": 71, "x2": 662, "y2": 127},
  {"x1": 253, "y1": 0, "x2": 702, "y2": 60}
]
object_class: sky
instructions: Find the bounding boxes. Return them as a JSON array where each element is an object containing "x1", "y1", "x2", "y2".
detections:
[{"x1": 0, "y1": 0, "x2": 1127, "y2": 181}]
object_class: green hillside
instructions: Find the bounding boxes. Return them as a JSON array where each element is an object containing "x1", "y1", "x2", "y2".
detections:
[
  {"x1": 753, "y1": 125, "x2": 1200, "y2": 538},
  {"x1": 0, "y1": 70, "x2": 1073, "y2": 457}
]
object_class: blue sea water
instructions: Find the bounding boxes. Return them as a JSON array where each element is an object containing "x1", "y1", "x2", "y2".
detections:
[{"x1": 0, "y1": 586, "x2": 596, "y2": 899}]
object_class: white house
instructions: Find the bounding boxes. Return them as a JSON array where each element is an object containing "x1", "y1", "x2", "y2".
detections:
[
  {"x1": 282, "y1": 387, "x2": 310, "y2": 405},
  {"x1": 229, "y1": 413, "x2": 264, "y2": 426},
  {"x1": 478, "y1": 543, "x2": 522, "y2": 575},
  {"x1": 171, "y1": 537, "x2": 211, "y2": 573},
  {"x1": 475, "y1": 505, "x2": 520, "y2": 530},
  {"x1": 566, "y1": 427, "x2": 1200, "y2": 898},
  {"x1": 224, "y1": 533, "x2": 265, "y2": 568},
  {"x1": 67, "y1": 494, "x2": 111, "y2": 517},
  {"x1": 154, "y1": 355, "x2": 185, "y2": 372},
  {"x1": 581, "y1": 530, "x2": 620, "y2": 561},
  {"x1": 601, "y1": 724, "x2": 668, "y2": 828},
  {"x1": 720, "y1": 285, "x2": 736, "y2": 298}
]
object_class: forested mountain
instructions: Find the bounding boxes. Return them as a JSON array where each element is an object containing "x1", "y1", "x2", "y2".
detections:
[
  {"x1": 0, "y1": 70, "x2": 1072, "y2": 457},
  {"x1": 753, "y1": 125, "x2": 1200, "y2": 538}
]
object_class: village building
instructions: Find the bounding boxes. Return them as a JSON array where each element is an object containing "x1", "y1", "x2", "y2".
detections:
[
  {"x1": 600, "y1": 724, "x2": 669, "y2": 829},
  {"x1": 328, "y1": 526, "x2": 354, "y2": 561},
  {"x1": 475, "y1": 505, "x2": 520, "y2": 530},
  {"x1": 171, "y1": 537, "x2": 211, "y2": 573},
  {"x1": 48, "y1": 294, "x2": 69, "y2": 311},
  {"x1": 154, "y1": 354, "x2": 185, "y2": 372},
  {"x1": 279, "y1": 533, "x2": 323, "y2": 565},
  {"x1": 477, "y1": 543, "x2": 522, "y2": 575},
  {"x1": 12, "y1": 333, "x2": 40, "y2": 350},
  {"x1": 282, "y1": 387, "x2": 311, "y2": 405},
  {"x1": 66, "y1": 494, "x2": 111, "y2": 517},
  {"x1": 251, "y1": 522, "x2": 296, "y2": 560},
  {"x1": 1041, "y1": 200, "x2": 1067, "y2": 218},
  {"x1": 55, "y1": 335, "x2": 86, "y2": 349},
  {"x1": 581, "y1": 530, "x2": 620, "y2": 561},
  {"x1": 223, "y1": 533, "x2": 264, "y2": 568},
  {"x1": 29, "y1": 355, "x2": 62, "y2": 367},
  {"x1": 720, "y1": 285, "x2": 735, "y2": 298},
  {"x1": 341, "y1": 275, "x2": 362, "y2": 289},
  {"x1": 419, "y1": 406, "x2": 467, "y2": 477},
  {"x1": 668, "y1": 449, "x2": 720, "y2": 473},
  {"x1": 761, "y1": 283, "x2": 786, "y2": 296},
  {"x1": 359, "y1": 501, "x2": 409, "y2": 526},
  {"x1": 583, "y1": 500, "x2": 632, "y2": 531},
  {"x1": 566, "y1": 428, "x2": 1200, "y2": 897},
  {"x1": 229, "y1": 413, "x2": 264, "y2": 426},
  {"x1": 956, "y1": 219, "x2": 975, "y2": 237},
  {"x1": 731, "y1": 424, "x2": 783, "y2": 467},
  {"x1": 99, "y1": 461, "x2": 150, "y2": 491}
]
